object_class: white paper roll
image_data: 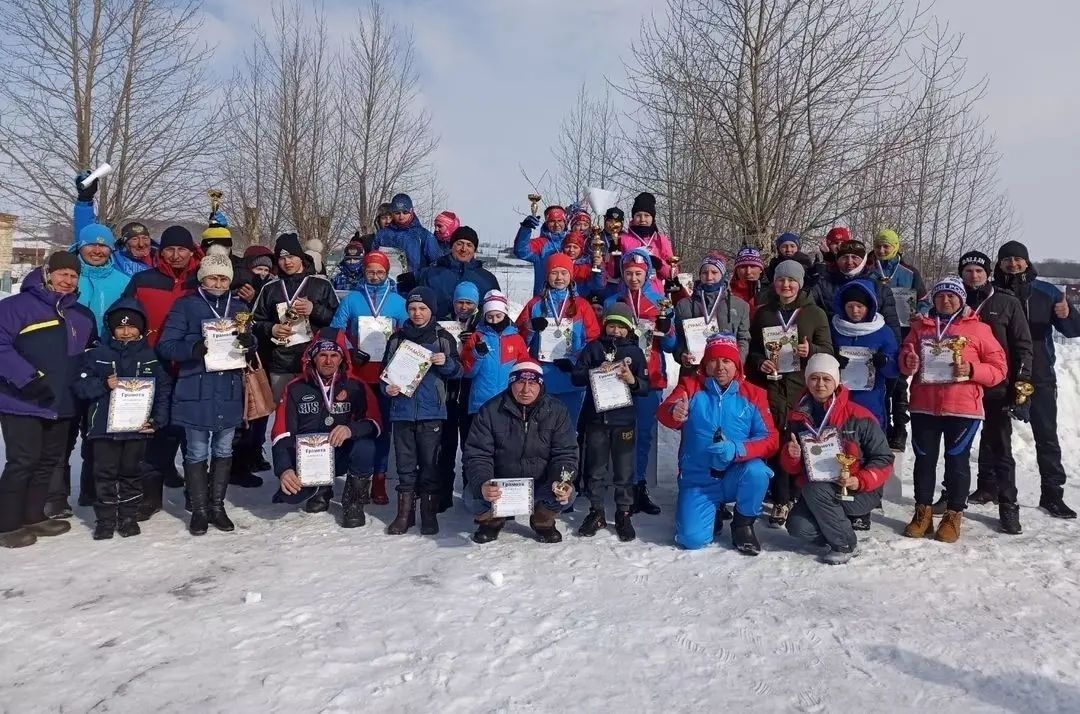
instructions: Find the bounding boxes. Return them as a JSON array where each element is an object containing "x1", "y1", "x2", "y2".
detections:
[
  {"x1": 586, "y1": 187, "x2": 615, "y2": 217},
  {"x1": 80, "y1": 162, "x2": 113, "y2": 188}
]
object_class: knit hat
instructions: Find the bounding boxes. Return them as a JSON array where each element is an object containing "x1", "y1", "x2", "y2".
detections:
[
  {"x1": 433, "y1": 211, "x2": 460, "y2": 240},
  {"x1": 631, "y1": 192, "x2": 657, "y2": 218},
  {"x1": 390, "y1": 193, "x2": 413, "y2": 213},
  {"x1": 247, "y1": 254, "x2": 273, "y2": 272},
  {"x1": 198, "y1": 254, "x2": 234, "y2": 282},
  {"x1": 160, "y1": 226, "x2": 195, "y2": 251},
  {"x1": 838, "y1": 282, "x2": 873, "y2": 311},
  {"x1": 805, "y1": 353, "x2": 841, "y2": 384},
  {"x1": 699, "y1": 251, "x2": 727, "y2": 281},
  {"x1": 603, "y1": 302, "x2": 637, "y2": 332},
  {"x1": 836, "y1": 240, "x2": 867, "y2": 259},
  {"x1": 482, "y1": 289, "x2": 509, "y2": 316},
  {"x1": 874, "y1": 229, "x2": 901, "y2": 260},
  {"x1": 274, "y1": 232, "x2": 304, "y2": 261},
  {"x1": 363, "y1": 250, "x2": 390, "y2": 271},
  {"x1": 544, "y1": 205, "x2": 567, "y2": 222},
  {"x1": 620, "y1": 248, "x2": 652, "y2": 273},
  {"x1": 453, "y1": 281, "x2": 480, "y2": 305},
  {"x1": 406, "y1": 286, "x2": 437, "y2": 314},
  {"x1": 605, "y1": 207, "x2": 625, "y2": 222},
  {"x1": 733, "y1": 246, "x2": 764, "y2": 270},
  {"x1": 997, "y1": 240, "x2": 1030, "y2": 263},
  {"x1": 201, "y1": 211, "x2": 232, "y2": 244},
  {"x1": 825, "y1": 226, "x2": 850, "y2": 249},
  {"x1": 958, "y1": 250, "x2": 992, "y2": 274},
  {"x1": 46, "y1": 251, "x2": 80, "y2": 275},
  {"x1": 305, "y1": 239, "x2": 325, "y2": 273},
  {"x1": 373, "y1": 203, "x2": 393, "y2": 227},
  {"x1": 120, "y1": 222, "x2": 150, "y2": 245},
  {"x1": 450, "y1": 226, "x2": 479, "y2": 251},
  {"x1": 306, "y1": 338, "x2": 345, "y2": 367},
  {"x1": 562, "y1": 232, "x2": 586, "y2": 251},
  {"x1": 342, "y1": 242, "x2": 364, "y2": 263},
  {"x1": 107, "y1": 306, "x2": 146, "y2": 336},
  {"x1": 76, "y1": 223, "x2": 114, "y2": 250},
  {"x1": 509, "y1": 360, "x2": 544, "y2": 385},
  {"x1": 773, "y1": 259, "x2": 805, "y2": 288},
  {"x1": 546, "y1": 252, "x2": 575, "y2": 276},
  {"x1": 931, "y1": 275, "x2": 967, "y2": 303},
  {"x1": 703, "y1": 332, "x2": 741, "y2": 372},
  {"x1": 775, "y1": 232, "x2": 801, "y2": 250}
]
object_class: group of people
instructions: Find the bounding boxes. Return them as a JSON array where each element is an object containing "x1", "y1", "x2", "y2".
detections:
[{"x1": 1, "y1": 177, "x2": 1077, "y2": 564}]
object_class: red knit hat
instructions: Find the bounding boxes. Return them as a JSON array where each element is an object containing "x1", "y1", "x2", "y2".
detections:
[
  {"x1": 544, "y1": 206, "x2": 567, "y2": 222},
  {"x1": 562, "y1": 232, "x2": 586, "y2": 250},
  {"x1": 546, "y1": 252, "x2": 574, "y2": 275},
  {"x1": 825, "y1": 226, "x2": 850, "y2": 249},
  {"x1": 702, "y1": 332, "x2": 742, "y2": 375},
  {"x1": 363, "y1": 251, "x2": 391, "y2": 271}
]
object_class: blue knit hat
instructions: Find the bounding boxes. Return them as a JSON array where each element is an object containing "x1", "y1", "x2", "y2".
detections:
[
  {"x1": 75, "y1": 223, "x2": 114, "y2": 251},
  {"x1": 776, "y1": 232, "x2": 801, "y2": 250},
  {"x1": 931, "y1": 275, "x2": 966, "y2": 303},
  {"x1": 390, "y1": 193, "x2": 413, "y2": 213},
  {"x1": 406, "y1": 286, "x2": 437, "y2": 314},
  {"x1": 453, "y1": 281, "x2": 479, "y2": 304}
]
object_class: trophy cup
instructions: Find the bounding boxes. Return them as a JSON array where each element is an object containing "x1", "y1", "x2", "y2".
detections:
[
  {"x1": 1014, "y1": 380, "x2": 1035, "y2": 405},
  {"x1": 528, "y1": 193, "x2": 542, "y2": 218},
  {"x1": 665, "y1": 255, "x2": 683, "y2": 296},
  {"x1": 235, "y1": 312, "x2": 251, "y2": 334},
  {"x1": 553, "y1": 467, "x2": 575, "y2": 500},
  {"x1": 207, "y1": 188, "x2": 224, "y2": 213},
  {"x1": 272, "y1": 306, "x2": 299, "y2": 346},
  {"x1": 835, "y1": 452, "x2": 857, "y2": 502},
  {"x1": 949, "y1": 335, "x2": 969, "y2": 379},
  {"x1": 590, "y1": 227, "x2": 605, "y2": 274},
  {"x1": 765, "y1": 341, "x2": 784, "y2": 381}
]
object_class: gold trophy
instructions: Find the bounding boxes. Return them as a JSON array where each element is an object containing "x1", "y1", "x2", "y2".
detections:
[
  {"x1": 1015, "y1": 381, "x2": 1035, "y2": 405},
  {"x1": 667, "y1": 255, "x2": 682, "y2": 271},
  {"x1": 235, "y1": 312, "x2": 251, "y2": 334},
  {"x1": 528, "y1": 193, "x2": 542, "y2": 218},
  {"x1": 949, "y1": 336, "x2": 969, "y2": 380},
  {"x1": 272, "y1": 306, "x2": 299, "y2": 346},
  {"x1": 553, "y1": 467, "x2": 575, "y2": 501},
  {"x1": 765, "y1": 341, "x2": 784, "y2": 381},
  {"x1": 835, "y1": 452, "x2": 857, "y2": 502},
  {"x1": 589, "y1": 227, "x2": 605, "y2": 274},
  {"x1": 207, "y1": 188, "x2": 224, "y2": 213}
]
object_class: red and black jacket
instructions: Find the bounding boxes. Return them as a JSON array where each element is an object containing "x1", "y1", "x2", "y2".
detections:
[{"x1": 122, "y1": 259, "x2": 200, "y2": 346}]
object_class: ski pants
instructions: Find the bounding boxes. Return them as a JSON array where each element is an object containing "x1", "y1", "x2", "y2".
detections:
[
  {"x1": 394, "y1": 420, "x2": 442, "y2": 494},
  {"x1": 675, "y1": 459, "x2": 771, "y2": 550},
  {"x1": 583, "y1": 424, "x2": 636, "y2": 511},
  {"x1": 0, "y1": 415, "x2": 75, "y2": 533},
  {"x1": 92, "y1": 439, "x2": 147, "y2": 522},
  {"x1": 786, "y1": 480, "x2": 880, "y2": 551},
  {"x1": 1029, "y1": 383, "x2": 1069, "y2": 500},
  {"x1": 975, "y1": 396, "x2": 1017, "y2": 504},
  {"x1": 912, "y1": 413, "x2": 979, "y2": 512},
  {"x1": 634, "y1": 389, "x2": 662, "y2": 484}
]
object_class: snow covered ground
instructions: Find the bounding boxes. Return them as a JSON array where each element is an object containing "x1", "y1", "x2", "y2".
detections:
[{"x1": 4, "y1": 267, "x2": 1080, "y2": 712}]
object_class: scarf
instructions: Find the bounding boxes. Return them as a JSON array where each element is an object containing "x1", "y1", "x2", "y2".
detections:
[
  {"x1": 831, "y1": 312, "x2": 886, "y2": 338},
  {"x1": 401, "y1": 316, "x2": 438, "y2": 344}
]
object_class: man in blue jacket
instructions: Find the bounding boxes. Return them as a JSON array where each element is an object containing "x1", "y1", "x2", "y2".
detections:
[
  {"x1": 72, "y1": 172, "x2": 156, "y2": 276},
  {"x1": 418, "y1": 226, "x2": 500, "y2": 320},
  {"x1": 372, "y1": 193, "x2": 441, "y2": 275}
]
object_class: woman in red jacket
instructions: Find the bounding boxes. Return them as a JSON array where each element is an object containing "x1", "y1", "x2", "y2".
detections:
[{"x1": 899, "y1": 276, "x2": 1007, "y2": 543}]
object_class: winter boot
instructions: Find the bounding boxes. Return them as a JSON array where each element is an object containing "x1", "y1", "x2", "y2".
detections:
[
  {"x1": 731, "y1": 511, "x2": 761, "y2": 556},
  {"x1": 531, "y1": 505, "x2": 563, "y2": 543},
  {"x1": 208, "y1": 458, "x2": 235, "y2": 532},
  {"x1": 304, "y1": 486, "x2": 333, "y2": 514},
  {"x1": 419, "y1": 493, "x2": 440, "y2": 535},
  {"x1": 387, "y1": 492, "x2": 415, "y2": 535},
  {"x1": 185, "y1": 461, "x2": 210, "y2": 536},
  {"x1": 472, "y1": 517, "x2": 506, "y2": 544},
  {"x1": 931, "y1": 490, "x2": 948, "y2": 515},
  {"x1": 93, "y1": 517, "x2": 116, "y2": 540},
  {"x1": 117, "y1": 518, "x2": 141, "y2": 538},
  {"x1": 23, "y1": 519, "x2": 71, "y2": 537},
  {"x1": 250, "y1": 449, "x2": 272, "y2": 473},
  {"x1": 821, "y1": 543, "x2": 861, "y2": 565},
  {"x1": 903, "y1": 504, "x2": 934, "y2": 538},
  {"x1": 228, "y1": 457, "x2": 264, "y2": 488},
  {"x1": 615, "y1": 509, "x2": 636, "y2": 542},
  {"x1": 371, "y1": 473, "x2": 389, "y2": 505},
  {"x1": 887, "y1": 423, "x2": 908, "y2": 452},
  {"x1": 935, "y1": 509, "x2": 963, "y2": 543},
  {"x1": 631, "y1": 482, "x2": 661, "y2": 515},
  {"x1": 578, "y1": 508, "x2": 607, "y2": 537},
  {"x1": 0, "y1": 528, "x2": 37, "y2": 548},
  {"x1": 848, "y1": 513, "x2": 872, "y2": 531},
  {"x1": 1039, "y1": 495, "x2": 1077, "y2": 519},
  {"x1": 999, "y1": 503, "x2": 1022, "y2": 535},
  {"x1": 769, "y1": 502, "x2": 791, "y2": 529},
  {"x1": 968, "y1": 486, "x2": 998, "y2": 505},
  {"x1": 340, "y1": 475, "x2": 371, "y2": 529},
  {"x1": 438, "y1": 488, "x2": 454, "y2": 514},
  {"x1": 137, "y1": 473, "x2": 163, "y2": 522}
]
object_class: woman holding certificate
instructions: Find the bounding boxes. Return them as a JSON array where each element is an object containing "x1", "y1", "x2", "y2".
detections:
[
  {"x1": 673, "y1": 252, "x2": 751, "y2": 378},
  {"x1": 829, "y1": 280, "x2": 899, "y2": 429},
  {"x1": 899, "y1": 277, "x2": 1007, "y2": 543}
]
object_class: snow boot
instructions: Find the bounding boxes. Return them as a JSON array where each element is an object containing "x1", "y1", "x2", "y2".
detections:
[
  {"x1": 472, "y1": 517, "x2": 506, "y2": 544},
  {"x1": 44, "y1": 500, "x2": 73, "y2": 519},
  {"x1": 935, "y1": 509, "x2": 963, "y2": 543},
  {"x1": 371, "y1": 473, "x2": 389, "y2": 505},
  {"x1": 614, "y1": 509, "x2": 636, "y2": 542},
  {"x1": 137, "y1": 473, "x2": 163, "y2": 522},
  {"x1": 207, "y1": 458, "x2": 235, "y2": 532},
  {"x1": 0, "y1": 528, "x2": 36, "y2": 548},
  {"x1": 92, "y1": 519, "x2": 115, "y2": 541},
  {"x1": 903, "y1": 504, "x2": 934, "y2": 538},
  {"x1": 931, "y1": 490, "x2": 948, "y2": 515},
  {"x1": 419, "y1": 493, "x2": 440, "y2": 535},
  {"x1": 769, "y1": 502, "x2": 791, "y2": 529},
  {"x1": 1039, "y1": 495, "x2": 1077, "y2": 519},
  {"x1": 186, "y1": 461, "x2": 210, "y2": 536},
  {"x1": 341, "y1": 475, "x2": 371, "y2": 529},
  {"x1": 228, "y1": 458, "x2": 264, "y2": 488},
  {"x1": 304, "y1": 486, "x2": 333, "y2": 514},
  {"x1": 999, "y1": 503, "x2": 1022, "y2": 535},
  {"x1": 731, "y1": 511, "x2": 760, "y2": 556},
  {"x1": 968, "y1": 487, "x2": 998, "y2": 505},
  {"x1": 45, "y1": 464, "x2": 74, "y2": 518},
  {"x1": 387, "y1": 492, "x2": 415, "y2": 535},
  {"x1": 848, "y1": 513, "x2": 872, "y2": 531},
  {"x1": 577, "y1": 508, "x2": 607, "y2": 537},
  {"x1": 631, "y1": 482, "x2": 661, "y2": 515},
  {"x1": 821, "y1": 543, "x2": 861, "y2": 565},
  {"x1": 23, "y1": 519, "x2": 71, "y2": 537},
  {"x1": 117, "y1": 518, "x2": 141, "y2": 538},
  {"x1": 531, "y1": 506, "x2": 563, "y2": 543}
]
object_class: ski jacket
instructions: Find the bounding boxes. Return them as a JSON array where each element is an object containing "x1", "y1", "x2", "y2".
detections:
[
  {"x1": 460, "y1": 322, "x2": 529, "y2": 414},
  {"x1": 570, "y1": 335, "x2": 650, "y2": 427},
  {"x1": 331, "y1": 261, "x2": 366, "y2": 292},
  {"x1": 329, "y1": 280, "x2": 408, "y2": 383},
  {"x1": 418, "y1": 254, "x2": 500, "y2": 320},
  {"x1": 373, "y1": 218, "x2": 441, "y2": 273},
  {"x1": 513, "y1": 223, "x2": 565, "y2": 295},
  {"x1": 122, "y1": 258, "x2": 200, "y2": 346},
  {"x1": 251, "y1": 268, "x2": 339, "y2": 375},
  {"x1": 72, "y1": 199, "x2": 154, "y2": 276},
  {"x1": 516, "y1": 289, "x2": 602, "y2": 395},
  {"x1": 865, "y1": 255, "x2": 930, "y2": 320},
  {"x1": 728, "y1": 277, "x2": 770, "y2": 319},
  {"x1": 993, "y1": 266, "x2": 1080, "y2": 385},
  {"x1": 380, "y1": 326, "x2": 462, "y2": 422},
  {"x1": 829, "y1": 279, "x2": 900, "y2": 428},
  {"x1": 966, "y1": 284, "x2": 1033, "y2": 401}
]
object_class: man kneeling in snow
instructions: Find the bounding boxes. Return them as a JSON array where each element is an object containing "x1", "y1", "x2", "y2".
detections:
[
  {"x1": 461, "y1": 362, "x2": 579, "y2": 544},
  {"x1": 658, "y1": 333, "x2": 778, "y2": 554}
]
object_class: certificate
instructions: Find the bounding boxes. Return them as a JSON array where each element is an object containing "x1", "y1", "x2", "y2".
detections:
[
  {"x1": 490, "y1": 478, "x2": 534, "y2": 518},
  {"x1": 356, "y1": 316, "x2": 393, "y2": 360},
  {"x1": 892, "y1": 287, "x2": 917, "y2": 327},
  {"x1": 275, "y1": 302, "x2": 313, "y2": 347},
  {"x1": 839, "y1": 346, "x2": 875, "y2": 391},
  {"x1": 107, "y1": 378, "x2": 154, "y2": 433},
  {"x1": 538, "y1": 320, "x2": 572, "y2": 362},
  {"x1": 589, "y1": 365, "x2": 633, "y2": 412},
  {"x1": 799, "y1": 429, "x2": 842, "y2": 482},
  {"x1": 202, "y1": 318, "x2": 246, "y2": 372},
  {"x1": 296, "y1": 434, "x2": 335, "y2": 487},
  {"x1": 380, "y1": 247, "x2": 408, "y2": 278},
  {"x1": 919, "y1": 338, "x2": 968, "y2": 385},
  {"x1": 437, "y1": 320, "x2": 465, "y2": 353},
  {"x1": 636, "y1": 319, "x2": 655, "y2": 359},
  {"x1": 762, "y1": 325, "x2": 799, "y2": 374},
  {"x1": 380, "y1": 339, "x2": 433, "y2": 397},
  {"x1": 682, "y1": 317, "x2": 717, "y2": 365}
]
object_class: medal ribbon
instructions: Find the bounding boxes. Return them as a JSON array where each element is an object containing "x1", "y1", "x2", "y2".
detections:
[
  {"x1": 700, "y1": 291, "x2": 724, "y2": 329},
  {"x1": 971, "y1": 288, "x2": 995, "y2": 317},
  {"x1": 628, "y1": 289, "x2": 644, "y2": 320},
  {"x1": 362, "y1": 283, "x2": 390, "y2": 318},
  {"x1": 803, "y1": 396, "x2": 837, "y2": 441},
  {"x1": 545, "y1": 292, "x2": 569, "y2": 324},
  {"x1": 318, "y1": 373, "x2": 337, "y2": 422},
  {"x1": 778, "y1": 307, "x2": 801, "y2": 334},
  {"x1": 934, "y1": 310, "x2": 962, "y2": 342},
  {"x1": 280, "y1": 276, "x2": 311, "y2": 310},
  {"x1": 198, "y1": 288, "x2": 232, "y2": 320}
]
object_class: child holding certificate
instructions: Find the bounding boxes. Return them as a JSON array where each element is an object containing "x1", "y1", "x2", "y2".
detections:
[
  {"x1": 381, "y1": 287, "x2": 462, "y2": 536},
  {"x1": 72, "y1": 299, "x2": 172, "y2": 540},
  {"x1": 829, "y1": 279, "x2": 899, "y2": 429},
  {"x1": 899, "y1": 277, "x2": 1007, "y2": 543},
  {"x1": 570, "y1": 303, "x2": 649, "y2": 541}
]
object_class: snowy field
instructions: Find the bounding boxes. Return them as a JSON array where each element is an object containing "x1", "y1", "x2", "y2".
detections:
[{"x1": 4, "y1": 267, "x2": 1080, "y2": 712}]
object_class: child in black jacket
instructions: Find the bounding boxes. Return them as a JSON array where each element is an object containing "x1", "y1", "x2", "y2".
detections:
[
  {"x1": 72, "y1": 299, "x2": 172, "y2": 539},
  {"x1": 570, "y1": 302, "x2": 649, "y2": 541}
]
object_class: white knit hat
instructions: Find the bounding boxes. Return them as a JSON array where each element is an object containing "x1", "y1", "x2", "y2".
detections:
[
  {"x1": 804, "y1": 353, "x2": 840, "y2": 383},
  {"x1": 482, "y1": 289, "x2": 509, "y2": 316},
  {"x1": 197, "y1": 254, "x2": 234, "y2": 282}
]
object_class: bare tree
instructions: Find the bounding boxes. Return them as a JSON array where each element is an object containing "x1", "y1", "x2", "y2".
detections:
[
  {"x1": 0, "y1": 0, "x2": 219, "y2": 231},
  {"x1": 551, "y1": 84, "x2": 624, "y2": 212}
]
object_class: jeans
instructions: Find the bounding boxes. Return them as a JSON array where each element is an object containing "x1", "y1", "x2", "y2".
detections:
[
  {"x1": 273, "y1": 438, "x2": 377, "y2": 505},
  {"x1": 675, "y1": 460, "x2": 772, "y2": 550},
  {"x1": 786, "y1": 480, "x2": 881, "y2": 551},
  {"x1": 184, "y1": 427, "x2": 236, "y2": 464},
  {"x1": 633, "y1": 389, "x2": 662, "y2": 484},
  {"x1": 911, "y1": 413, "x2": 979, "y2": 511}
]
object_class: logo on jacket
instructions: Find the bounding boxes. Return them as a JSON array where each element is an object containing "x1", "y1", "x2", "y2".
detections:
[{"x1": 301, "y1": 394, "x2": 316, "y2": 401}]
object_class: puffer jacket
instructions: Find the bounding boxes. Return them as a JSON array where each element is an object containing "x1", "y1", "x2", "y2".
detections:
[
  {"x1": 673, "y1": 283, "x2": 751, "y2": 375},
  {"x1": 329, "y1": 278, "x2": 408, "y2": 383},
  {"x1": 779, "y1": 386, "x2": 893, "y2": 490},
  {"x1": 251, "y1": 264, "x2": 339, "y2": 375},
  {"x1": 570, "y1": 334, "x2": 650, "y2": 427},
  {"x1": 516, "y1": 288, "x2": 602, "y2": 395},
  {"x1": 965, "y1": 283, "x2": 1033, "y2": 401},
  {"x1": 829, "y1": 279, "x2": 899, "y2": 428},
  {"x1": 380, "y1": 325, "x2": 462, "y2": 422},
  {"x1": 463, "y1": 390, "x2": 579, "y2": 498},
  {"x1": 810, "y1": 264, "x2": 901, "y2": 341},
  {"x1": 70, "y1": 256, "x2": 131, "y2": 337},
  {"x1": 418, "y1": 254, "x2": 500, "y2": 320},
  {"x1": 900, "y1": 308, "x2": 1008, "y2": 420},
  {"x1": 513, "y1": 222, "x2": 565, "y2": 295},
  {"x1": 373, "y1": 218, "x2": 441, "y2": 273},
  {"x1": 460, "y1": 321, "x2": 529, "y2": 414},
  {"x1": 617, "y1": 226, "x2": 676, "y2": 285},
  {"x1": 993, "y1": 265, "x2": 1080, "y2": 385},
  {"x1": 122, "y1": 257, "x2": 200, "y2": 345}
]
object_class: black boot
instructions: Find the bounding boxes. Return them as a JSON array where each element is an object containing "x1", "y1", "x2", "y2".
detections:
[
  {"x1": 438, "y1": 489, "x2": 454, "y2": 514},
  {"x1": 848, "y1": 513, "x2": 872, "y2": 531},
  {"x1": 714, "y1": 504, "x2": 733, "y2": 536},
  {"x1": 340, "y1": 475, "x2": 370, "y2": 529},
  {"x1": 208, "y1": 458, "x2": 235, "y2": 532},
  {"x1": 419, "y1": 493, "x2": 440, "y2": 535},
  {"x1": 162, "y1": 463, "x2": 184, "y2": 488},
  {"x1": 93, "y1": 504, "x2": 116, "y2": 540},
  {"x1": 117, "y1": 497, "x2": 141, "y2": 537},
  {"x1": 731, "y1": 511, "x2": 761, "y2": 556},
  {"x1": 932, "y1": 489, "x2": 949, "y2": 516},
  {"x1": 577, "y1": 508, "x2": 607, "y2": 537},
  {"x1": 999, "y1": 503, "x2": 1022, "y2": 535},
  {"x1": 968, "y1": 487, "x2": 998, "y2": 505},
  {"x1": 1040, "y1": 495, "x2": 1077, "y2": 519},
  {"x1": 117, "y1": 517, "x2": 141, "y2": 538},
  {"x1": 887, "y1": 423, "x2": 908, "y2": 452},
  {"x1": 45, "y1": 464, "x2": 74, "y2": 518},
  {"x1": 185, "y1": 461, "x2": 210, "y2": 536},
  {"x1": 530, "y1": 506, "x2": 563, "y2": 543},
  {"x1": 387, "y1": 492, "x2": 415, "y2": 535},
  {"x1": 614, "y1": 509, "x2": 636, "y2": 542},
  {"x1": 631, "y1": 483, "x2": 661, "y2": 515},
  {"x1": 229, "y1": 457, "x2": 264, "y2": 488},
  {"x1": 472, "y1": 518, "x2": 505, "y2": 543},
  {"x1": 304, "y1": 485, "x2": 333, "y2": 514},
  {"x1": 137, "y1": 474, "x2": 163, "y2": 522}
]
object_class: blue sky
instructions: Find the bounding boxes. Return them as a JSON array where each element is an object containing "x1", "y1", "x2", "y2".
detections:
[{"x1": 199, "y1": 0, "x2": 1080, "y2": 261}]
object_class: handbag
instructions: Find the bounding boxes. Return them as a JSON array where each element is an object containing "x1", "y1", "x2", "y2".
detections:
[{"x1": 243, "y1": 353, "x2": 277, "y2": 421}]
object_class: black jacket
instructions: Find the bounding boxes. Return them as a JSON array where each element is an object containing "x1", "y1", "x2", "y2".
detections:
[
  {"x1": 994, "y1": 266, "x2": 1080, "y2": 385},
  {"x1": 966, "y1": 284, "x2": 1033, "y2": 400},
  {"x1": 463, "y1": 391, "x2": 578, "y2": 497},
  {"x1": 571, "y1": 336, "x2": 649, "y2": 426},
  {"x1": 251, "y1": 267, "x2": 340, "y2": 374}
]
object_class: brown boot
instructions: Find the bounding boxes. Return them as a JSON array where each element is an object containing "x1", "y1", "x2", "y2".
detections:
[
  {"x1": 903, "y1": 504, "x2": 934, "y2": 538},
  {"x1": 386, "y1": 492, "x2": 415, "y2": 535},
  {"x1": 530, "y1": 505, "x2": 562, "y2": 543},
  {"x1": 371, "y1": 473, "x2": 389, "y2": 505},
  {"x1": 935, "y1": 510, "x2": 963, "y2": 543}
]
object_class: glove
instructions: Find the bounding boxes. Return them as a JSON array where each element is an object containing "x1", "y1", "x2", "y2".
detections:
[
  {"x1": 75, "y1": 171, "x2": 98, "y2": 203},
  {"x1": 531, "y1": 316, "x2": 549, "y2": 333},
  {"x1": 1009, "y1": 400, "x2": 1031, "y2": 423},
  {"x1": 236, "y1": 332, "x2": 256, "y2": 350},
  {"x1": 191, "y1": 342, "x2": 208, "y2": 359},
  {"x1": 20, "y1": 375, "x2": 55, "y2": 406},
  {"x1": 553, "y1": 358, "x2": 574, "y2": 373},
  {"x1": 395, "y1": 272, "x2": 417, "y2": 294},
  {"x1": 663, "y1": 278, "x2": 682, "y2": 296},
  {"x1": 836, "y1": 354, "x2": 850, "y2": 370},
  {"x1": 459, "y1": 330, "x2": 474, "y2": 345},
  {"x1": 708, "y1": 440, "x2": 738, "y2": 473},
  {"x1": 351, "y1": 349, "x2": 371, "y2": 366},
  {"x1": 871, "y1": 351, "x2": 888, "y2": 368},
  {"x1": 474, "y1": 341, "x2": 490, "y2": 356},
  {"x1": 654, "y1": 314, "x2": 672, "y2": 334},
  {"x1": 521, "y1": 215, "x2": 541, "y2": 230}
]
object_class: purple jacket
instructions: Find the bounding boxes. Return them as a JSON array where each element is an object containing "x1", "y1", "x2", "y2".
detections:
[{"x1": 0, "y1": 271, "x2": 98, "y2": 419}]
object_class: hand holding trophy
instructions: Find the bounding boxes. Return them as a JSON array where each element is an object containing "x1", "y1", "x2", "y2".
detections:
[{"x1": 835, "y1": 452, "x2": 858, "y2": 502}]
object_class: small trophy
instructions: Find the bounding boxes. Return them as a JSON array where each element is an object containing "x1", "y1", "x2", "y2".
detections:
[
  {"x1": 590, "y1": 227, "x2": 605, "y2": 274},
  {"x1": 272, "y1": 307, "x2": 300, "y2": 346},
  {"x1": 949, "y1": 336, "x2": 969, "y2": 380},
  {"x1": 528, "y1": 193, "x2": 542, "y2": 218},
  {"x1": 765, "y1": 341, "x2": 783, "y2": 381},
  {"x1": 207, "y1": 188, "x2": 224, "y2": 213},
  {"x1": 835, "y1": 452, "x2": 857, "y2": 502},
  {"x1": 1014, "y1": 380, "x2": 1035, "y2": 405},
  {"x1": 235, "y1": 311, "x2": 251, "y2": 334},
  {"x1": 553, "y1": 467, "x2": 575, "y2": 501}
]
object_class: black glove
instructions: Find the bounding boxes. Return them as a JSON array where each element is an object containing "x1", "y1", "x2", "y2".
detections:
[
  {"x1": 871, "y1": 351, "x2": 888, "y2": 368},
  {"x1": 474, "y1": 341, "x2": 490, "y2": 356},
  {"x1": 664, "y1": 278, "x2": 682, "y2": 296},
  {"x1": 191, "y1": 341, "x2": 208, "y2": 359},
  {"x1": 396, "y1": 272, "x2": 417, "y2": 294},
  {"x1": 20, "y1": 375, "x2": 55, "y2": 406},
  {"x1": 553, "y1": 358, "x2": 574, "y2": 373},
  {"x1": 531, "y1": 316, "x2": 549, "y2": 333},
  {"x1": 351, "y1": 349, "x2": 371, "y2": 366},
  {"x1": 459, "y1": 330, "x2": 474, "y2": 345},
  {"x1": 75, "y1": 171, "x2": 98, "y2": 203},
  {"x1": 836, "y1": 354, "x2": 850, "y2": 370},
  {"x1": 1009, "y1": 401, "x2": 1031, "y2": 423},
  {"x1": 236, "y1": 332, "x2": 256, "y2": 349},
  {"x1": 351, "y1": 420, "x2": 377, "y2": 440},
  {"x1": 654, "y1": 314, "x2": 672, "y2": 334},
  {"x1": 521, "y1": 215, "x2": 541, "y2": 230}
]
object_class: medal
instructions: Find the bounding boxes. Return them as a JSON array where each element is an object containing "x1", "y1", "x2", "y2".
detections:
[
  {"x1": 318, "y1": 372, "x2": 337, "y2": 428},
  {"x1": 554, "y1": 328, "x2": 563, "y2": 338},
  {"x1": 280, "y1": 276, "x2": 311, "y2": 322},
  {"x1": 545, "y1": 292, "x2": 569, "y2": 339},
  {"x1": 324, "y1": 416, "x2": 335, "y2": 427}
]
